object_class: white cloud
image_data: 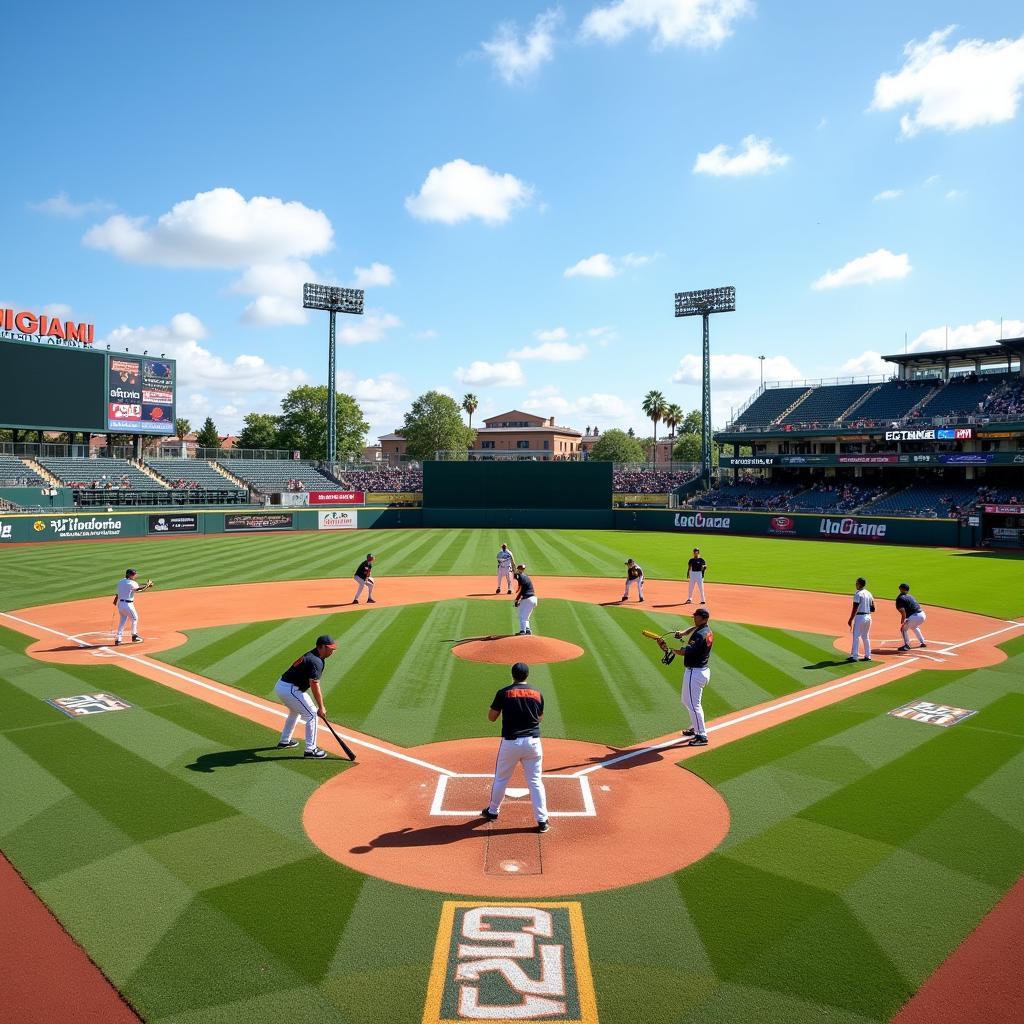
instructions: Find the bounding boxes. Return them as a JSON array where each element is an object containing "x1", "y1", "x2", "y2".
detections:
[
  {"x1": 812, "y1": 248, "x2": 911, "y2": 290},
  {"x1": 535, "y1": 326, "x2": 568, "y2": 341},
  {"x1": 100, "y1": 313, "x2": 309, "y2": 432},
  {"x1": 945, "y1": 188, "x2": 965, "y2": 200},
  {"x1": 581, "y1": 0, "x2": 753, "y2": 49},
  {"x1": 923, "y1": 174, "x2": 941, "y2": 187},
  {"x1": 30, "y1": 192, "x2": 114, "y2": 218},
  {"x1": 416, "y1": 329, "x2": 439, "y2": 340},
  {"x1": 40, "y1": 302, "x2": 73, "y2": 318},
  {"x1": 672, "y1": 352, "x2": 804, "y2": 427},
  {"x1": 338, "y1": 310, "x2": 402, "y2": 345},
  {"x1": 564, "y1": 253, "x2": 617, "y2": 278},
  {"x1": 524, "y1": 385, "x2": 631, "y2": 430},
  {"x1": 509, "y1": 341, "x2": 588, "y2": 362},
  {"x1": 482, "y1": 9, "x2": 561, "y2": 84},
  {"x1": 908, "y1": 318, "x2": 1024, "y2": 354},
  {"x1": 621, "y1": 252, "x2": 656, "y2": 267},
  {"x1": 693, "y1": 135, "x2": 790, "y2": 176},
  {"x1": 405, "y1": 159, "x2": 534, "y2": 225},
  {"x1": 840, "y1": 350, "x2": 890, "y2": 376},
  {"x1": 351, "y1": 262, "x2": 395, "y2": 288},
  {"x1": 454, "y1": 360, "x2": 525, "y2": 386},
  {"x1": 232, "y1": 260, "x2": 316, "y2": 326},
  {"x1": 338, "y1": 370, "x2": 412, "y2": 439},
  {"x1": 239, "y1": 295, "x2": 308, "y2": 327},
  {"x1": 84, "y1": 187, "x2": 333, "y2": 267},
  {"x1": 873, "y1": 188, "x2": 903, "y2": 201},
  {"x1": 871, "y1": 27, "x2": 1024, "y2": 136},
  {"x1": 582, "y1": 325, "x2": 617, "y2": 343}
]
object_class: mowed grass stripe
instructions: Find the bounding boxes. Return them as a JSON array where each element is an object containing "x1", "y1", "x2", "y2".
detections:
[{"x1": 413, "y1": 527, "x2": 472, "y2": 574}]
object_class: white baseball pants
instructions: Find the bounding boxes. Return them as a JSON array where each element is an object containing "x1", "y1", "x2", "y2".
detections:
[
  {"x1": 487, "y1": 735, "x2": 548, "y2": 823},
  {"x1": 353, "y1": 574, "x2": 374, "y2": 600},
  {"x1": 687, "y1": 571, "x2": 706, "y2": 602},
  {"x1": 275, "y1": 680, "x2": 319, "y2": 752},
  {"x1": 851, "y1": 615, "x2": 872, "y2": 659},
  {"x1": 682, "y1": 666, "x2": 710, "y2": 736},
  {"x1": 623, "y1": 577, "x2": 644, "y2": 600},
  {"x1": 496, "y1": 564, "x2": 513, "y2": 590},
  {"x1": 901, "y1": 611, "x2": 927, "y2": 645},
  {"x1": 518, "y1": 596, "x2": 538, "y2": 633},
  {"x1": 115, "y1": 601, "x2": 138, "y2": 640}
]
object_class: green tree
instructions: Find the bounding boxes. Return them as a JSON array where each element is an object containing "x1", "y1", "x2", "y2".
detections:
[
  {"x1": 461, "y1": 393, "x2": 479, "y2": 430},
  {"x1": 680, "y1": 408, "x2": 702, "y2": 435},
  {"x1": 401, "y1": 391, "x2": 475, "y2": 461},
  {"x1": 276, "y1": 385, "x2": 368, "y2": 461},
  {"x1": 663, "y1": 403, "x2": 683, "y2": 439},
  {"x1": 174, "y1": 418, "x2": 191, "y2": 441},
  {"x1": 195, "y1": 417, "x2": 221, "y2": 449},
  {"x1": 641, "y1": 390, "x2": 667, "y2": 459},
  {"x1": 673, "y1": 433, "x2": 721, "y2": 465},
  {"x1": 236, "y1": 412, "x2": 281, "y2": 450},
  {"x1": 589, "y1": 428, "x2": 646, "y2": 463}
]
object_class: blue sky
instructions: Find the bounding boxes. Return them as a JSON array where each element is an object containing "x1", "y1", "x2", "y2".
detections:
[{"x1": 3, "y1": 1, "x2": 1023, "y2": 437}]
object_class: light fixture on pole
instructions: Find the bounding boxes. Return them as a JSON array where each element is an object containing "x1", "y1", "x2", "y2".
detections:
[
  {"x1": 758, "y1": 354, "x2": 766, "y2": 387},
  {"x1": 675, "y1": 286, "x2": 736, "y2": 486},
  {"x1": 302, "y1": 283, "x2": 364, "y2": 464}
]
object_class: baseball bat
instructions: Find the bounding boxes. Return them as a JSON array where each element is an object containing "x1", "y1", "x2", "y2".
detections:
[
  {"x1": 641, "y1": 629, "x2": 676, "y2": 640},
  {"x1": 321, "y1": 716, "x2": 356, "y2": 760}
]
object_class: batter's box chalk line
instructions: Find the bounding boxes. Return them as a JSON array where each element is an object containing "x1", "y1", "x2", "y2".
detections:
[{"x1": 429, "y1": 773, "x2": 596, "y2": 817}]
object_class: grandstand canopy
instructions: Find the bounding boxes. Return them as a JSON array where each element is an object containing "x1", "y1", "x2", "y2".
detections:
[{"x1": 882, "y1": 337, "x2": 1024, "y2": 377}]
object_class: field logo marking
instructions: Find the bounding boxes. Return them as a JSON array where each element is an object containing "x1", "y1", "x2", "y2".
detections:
[
  {"x1": 888, "y1": 701, "x2": 978, "y2": 728},
  {"x1": 46, "y1": 693, "x2": 133, "y2": 717},
  {"x1": 423, "y1": 902, "x2": 598, "y2": 1024}
]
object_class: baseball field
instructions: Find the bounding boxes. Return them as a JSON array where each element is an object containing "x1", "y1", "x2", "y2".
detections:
[{"x1": 1, "y1": 527, "x2": 1022, "y2": 1023}]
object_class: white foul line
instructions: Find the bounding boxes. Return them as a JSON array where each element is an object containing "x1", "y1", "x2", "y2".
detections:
[{"x1": 0, "y1": 611, "x2": 454, "y2": 777}]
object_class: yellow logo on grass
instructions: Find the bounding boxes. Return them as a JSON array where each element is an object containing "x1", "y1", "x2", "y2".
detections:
[{"x1": 423, "y1": 901, "x2": 598, "y2": 1023}]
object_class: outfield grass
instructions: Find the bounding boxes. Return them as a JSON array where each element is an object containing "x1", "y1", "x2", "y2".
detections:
[
  {"x1": 1, "y1": 530, "x2": 1022, "y2": 1024},
  {"x1": 1, "y1": 527, "x2": 1022, "y2": 617}
]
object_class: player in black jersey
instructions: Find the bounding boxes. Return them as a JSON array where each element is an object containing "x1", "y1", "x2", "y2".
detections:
[
  {"x1": 659, "y1": 607, "x2": 714, "y2": 746},
  {"x1": 685, "y1": 549, "x2": 707, "y2": 603},
  {"x1": 896, "y1": 583, "x2": 927, "y2": 650},
  {"x1": 273, "y1": 634, "x2": 337, "y2": 758},
  {"x1": 352, "y1": 553, "x2": 376, "y2": 604}
]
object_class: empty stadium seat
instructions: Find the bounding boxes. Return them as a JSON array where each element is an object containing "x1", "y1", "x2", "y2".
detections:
[
  {"x1": 778, "y1": 383, "x2": 875, "y2": 426},
  {"x1": 842, "y1": 380, "x2": 938, "y2": 424},
  {"x1": 147, "y1": 459, "x2": 247, "y2": 494},
  {"x1": 0, "y1": 456, "x2": 46, "y2": 487},
  {"x1": 216, "y1": 459, "x2": 338, "y2": 493},
  {"x1": 859, "y1": 483, "x2": 979, "y2": 517},
  {"x1": 39, "y1": 457, "x2": 166, "y2": 489}
]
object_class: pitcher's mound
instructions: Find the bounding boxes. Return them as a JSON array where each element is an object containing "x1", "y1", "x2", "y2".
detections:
[{"x1": 453, "y1": 635, "x2": 584, "y2": 665}]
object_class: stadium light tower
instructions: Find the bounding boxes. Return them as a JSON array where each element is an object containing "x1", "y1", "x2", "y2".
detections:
[
  {"x1": 302, "y1": 283, "x2": 364, "y2": 464},
  {"x1": 674, "y1": 286, "x2": 736, "y2": 486}
]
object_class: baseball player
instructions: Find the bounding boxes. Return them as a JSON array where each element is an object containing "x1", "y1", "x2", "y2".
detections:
[
  {"x1": 352, "y1": 553, "x2": 376, "y2": 604},
  {"x1": 495, "y1": 542, "x2": 515, "y2": 594},
  {"x1": 685, "y1": 548, "x2": 707, "y2": 603},
  {"x1": 896, "y1": 583, "x2": 928, "y2": 650},
  {"x1": 847, "y1": 576, "x2": 875, "y2": 662},
  {"x1": 480, "y1": 662, "x2": 549, "y2": 833},
  {"x1": 513, "y1": 564, "x2": 537, "y2": 635},
  {"x1": 111, "y1": 568, "x2": 153, "y2": 646},
  {"x1": 622, "y1": 558, "x2": 645, "y2": 602},
  {"x1": 274, "y1": 634, "x2": 337, "y2": 758},
  {"x1": 658, "y1": 607, "x2": 714, "y2": 746}
]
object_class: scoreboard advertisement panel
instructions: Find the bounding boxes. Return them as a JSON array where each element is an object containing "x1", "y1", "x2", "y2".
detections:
[{"x1": 0, "y1": 335, "x2": 175, "y2": 435}]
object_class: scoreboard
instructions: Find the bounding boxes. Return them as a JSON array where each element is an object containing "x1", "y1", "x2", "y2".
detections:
[{"x1": 0, "y1": 337, "x2": 176, "y2": 435}]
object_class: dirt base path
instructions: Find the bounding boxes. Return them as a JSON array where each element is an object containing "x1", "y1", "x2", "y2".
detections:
[{"x1": 0, "y1": 852, "x2": 140, "y2": 1023}]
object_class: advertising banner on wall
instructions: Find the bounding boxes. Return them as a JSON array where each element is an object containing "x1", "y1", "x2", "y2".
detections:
[
  {"x1": 148, "y1": 513, "x2": 199, "y2": 534},
  {"x1": 107, "y1": 355, "x2": 175, "y2": 434},
  {"x1": 318, "y1": 510, "x2": 357, "y2": 530},
  {"x1": 30, "y1": 515, "x2": 126, "y2": 541},
  {"x1": 308, "y1": 491, "x2": 365, "y2": 505},
  {"x1": 224, "y1": 512, "x2": 294, "y2": 532}
]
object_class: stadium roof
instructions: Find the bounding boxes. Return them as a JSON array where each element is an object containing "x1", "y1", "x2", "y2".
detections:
[{"x1": 883, "y1": 337, "x2": 1024, "y2": 367}]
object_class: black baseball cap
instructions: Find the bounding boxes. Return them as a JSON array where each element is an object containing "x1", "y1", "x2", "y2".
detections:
[
  {"x1": 511, "y1": 662, "x2": 530, "y2": 681},
  {"x1": 316, "y1": 635, "x2": 338, "y2": 649},
  {"x1": 125, "y1": 568, "x2": 137, "y2": 576},
  {"x1": 899, "y1": 582, "x2": 910, "y2": 590}
]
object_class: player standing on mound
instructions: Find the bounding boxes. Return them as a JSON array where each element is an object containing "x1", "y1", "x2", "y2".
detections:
[
  {"x1": 622, "y1": 558, "x2": 644, "y2": 602},
  {"x1": 513, "y1": 564, "x2": 537, "y2": 635},
  {"x1": 896, "y1": 583, "x2": 928, "y2": 650},
  {"x1": 352, "y1": 553, "x2": 376, "y2": 604},
  {"x1": 495, "y1": 542, "x2": 515, "y2": 594}
]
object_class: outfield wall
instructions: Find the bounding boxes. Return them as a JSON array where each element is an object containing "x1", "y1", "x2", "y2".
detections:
[{"x1": 613, "y1": 508, "x2": 963, "y2": 546}]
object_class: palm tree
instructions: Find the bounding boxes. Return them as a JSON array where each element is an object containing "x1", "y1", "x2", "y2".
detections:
[
  {"x1": 641, "y1": 390, "x2": 667, "y2": 462},
  {"x1": 663, "y1": 403, "x2": 683, "y2": 440},
  {"x1": 461, "y1": 393, "x2": 479, "y2": 430}
]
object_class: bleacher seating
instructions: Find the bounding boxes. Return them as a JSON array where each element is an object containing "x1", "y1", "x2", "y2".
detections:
[
  {"x1": 785, "y1": 483, "x2": 886, "y2": 512},
  {"x1": 693, "y1": 482, "x2": 798, "y2": 510},
  {"x1": 840, "y1": 380, "x2": 938, "y2": 425},
  {"x1": 612, "y1": 467, "x2": 697, "y2": 494},
  {"x1": 147, "y1": 458, "x2": 247, "y2": 494},
  {"x1": 909, "y1": 374, "x2": 1012, "y2": 422},
  {"x1": 217, "y1": 459, "x2": 336, "y2": 494},
  {"x1": 732, "y1": 387, "x2": 809, "y2": 428},
  {"x1": 859, "y1": 483, "x2": 979, "y2": 518},
  {"x1": 40, "y1": 457, "x2": 166, "y2": 490},
  {"x1": 0, "y1": 456, "x2": 45, "y2": 487},
  {"x1": 778, "y1": 383, "x2": 876, "y2": 427},
  {"x1": 337, "y1": 465, "x2": 424, "y2": 493}
]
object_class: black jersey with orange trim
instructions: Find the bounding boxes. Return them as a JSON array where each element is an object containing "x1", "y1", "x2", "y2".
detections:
[
  {"x1": 490, "y1": 682, "x2": 545, "y2": 739},
  {"x1": 279, "y1": 650, "x2": 324, "y2": 692},
  {"x1": 683, "y1": 625, "x2": 713, "y2": 668}
]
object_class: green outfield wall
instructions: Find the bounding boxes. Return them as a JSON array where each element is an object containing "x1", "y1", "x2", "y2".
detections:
[
  {"x1": 424, "y1": 461, "x2": 613, "y2": 510},
  {"x1": 422, "y1": 508, "x2": 612, "y2": 528},
  {"x1": 613, "y1": 508, "x2": 963, "y2": 545}
]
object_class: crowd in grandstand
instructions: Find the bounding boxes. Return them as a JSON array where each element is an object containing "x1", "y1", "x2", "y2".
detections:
[
  {"x1": 338, "y1": 465, "x2": 424, "y2": 492},
  {"x1": 67, "y1": 474, "x2": 135, "y2": 490},
  {"x1": 612, "y1": 468, "x2": 696, "y2": 493},
  {"x1": 982, "y1": 379, "x2": 1024, "y2": 418},
  {"x1": 285, "y1": 479, "x2": 307, "y2": 492}
]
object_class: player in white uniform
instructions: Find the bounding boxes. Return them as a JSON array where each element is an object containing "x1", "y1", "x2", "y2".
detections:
[
  {"x1": 846, "y1": 577, "x2": 874, "y2": 662},
  {"x1": 112, "y1": 568, "x2": 154, "y2": 646},
  {"x1": 495, "y1": 543, "x2": 515, "y2": 594},
  {"x1": 622, "y1": 558, "x2": 644, "y2": 602}
]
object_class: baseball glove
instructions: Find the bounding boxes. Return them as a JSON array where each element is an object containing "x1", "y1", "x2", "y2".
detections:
[{"x1": 656, "y1": 638, "x2": 676, "y2": 666}]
